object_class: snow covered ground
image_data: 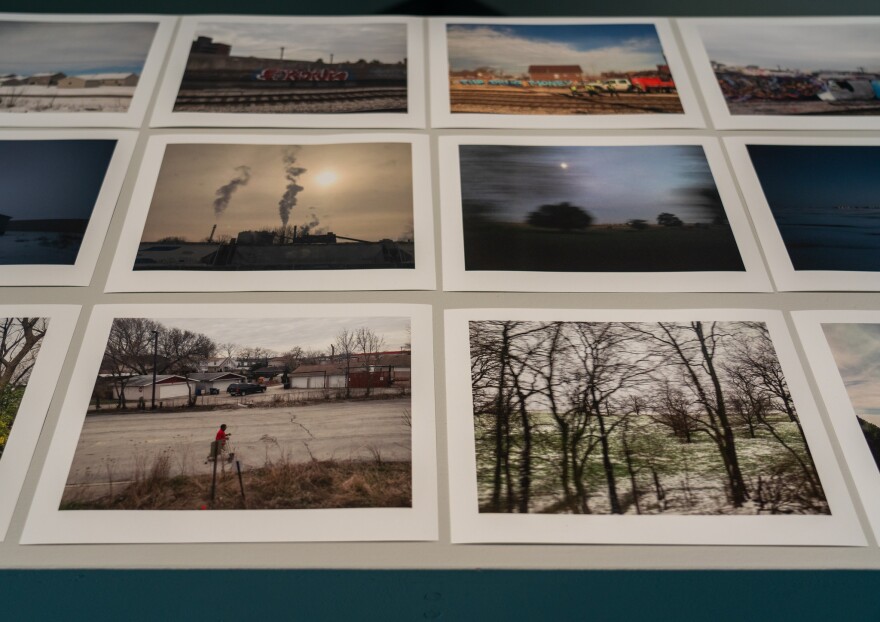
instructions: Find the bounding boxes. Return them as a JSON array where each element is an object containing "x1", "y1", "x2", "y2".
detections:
[{"x1": 0, "y1": 85, "x2": 135, "y2": 112}]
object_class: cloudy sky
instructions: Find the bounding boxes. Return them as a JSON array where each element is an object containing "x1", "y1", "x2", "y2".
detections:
[
  {"x1": 0, "y1": 21, "x2": 157, "y2": 75},
  {"x1": 460, "y1": 145, "x2": 722, "y2": 224},
  {"x1": 1, "y1": 139, "x2": 116, "y2": 220},
  {"x1": 823, "y1": 323, "x2": 880, "y2": 423},
  {"x1": 160, "y1": 316, "x2": 410, "y2": 353},
  {"x1": 699, "y1": 22, "x2": 880, "y2": 72},
  {"x1": 141, "y1": 142, "x2": 413, "y2": 243},
  {"x1": 447, "y1": 23, "x2": 667, "y2": 76},
  {"x1": 193, "y1": 22, "x2": 407, "y2": 64}
]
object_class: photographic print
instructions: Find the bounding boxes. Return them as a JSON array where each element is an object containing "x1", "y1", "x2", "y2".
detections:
[
  {"x1": 105, "y1": 134, "x2": 434, "y2": 292},
  {"x1": 0, "y1": 306, "x2": 79, "y2": 541},
  {"x1": 680, "y1": 18, "x2": 880, "y2": 130},
  {"x1": 0, "y1": 131, "x2": 137, "y2": 287},
  {"x1": 429, "y1": 18, "x2": 703, "y2": 129},
  {"x1": 22, "y1": 304, "x2": 437, "y2": 543},
  {"x1": 0, "y1": 14, "x2": 174, "y2": 127},
  {"x1": 793, "y1": 311, "x2": 880, "y2": 540},
  {"x1": 725, "y1": 136, "x2": 880, "y2": 291},
  {"x1": 439, "y1": 135, "x2": 770, "y2": 292},
  {"x1": 445, "y1": 309, "x2": 864, "y2": 545},
  {"x1": 152, "y1": 16, "x2": 425, "y2": 128}
]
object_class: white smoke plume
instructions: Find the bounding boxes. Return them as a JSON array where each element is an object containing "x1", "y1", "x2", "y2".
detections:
[
  {"x1": 279, "y1": 148, "x2": 307, "y2": 227},
  {"x1": 213, "y1": 165, "x2": 251, "y2": 216},
  {"x1": 297, "y1": 211, "x2": 326, "y2": 236}
]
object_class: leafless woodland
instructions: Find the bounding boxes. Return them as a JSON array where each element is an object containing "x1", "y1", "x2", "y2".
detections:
[{"x1": 469, "y1": 321, "x2": 828, "y2": 515}]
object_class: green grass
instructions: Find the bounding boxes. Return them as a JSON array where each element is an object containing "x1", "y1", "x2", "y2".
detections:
[
  {"x1": 463, "y1": 220, "x2": 745, "y2": 272},
  {"x1": 474, "y1": 411, "x2": 826, "y2": 515}
]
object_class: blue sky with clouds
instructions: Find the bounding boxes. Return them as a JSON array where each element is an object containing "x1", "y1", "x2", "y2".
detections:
[{"x1": 447, "y1": 23, "x2": 667, "y2": 75}]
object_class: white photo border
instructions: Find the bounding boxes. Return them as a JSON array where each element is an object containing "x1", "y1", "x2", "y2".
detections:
[
  {"x1": 0, "y1": 130, "x2": 137, "y2": 287},
  {"x1": 429, "y1": 17, "x2": 705, "y2": 129},
  {"x1": 151, "y1": 15, "x2": 426, "y2": 129},
  {"x1": 104, "y1": 132, "x2": 436, "y2": 293},
  {"x1": 0, "y1": 305, "x2": 80, "y2": 542},
  {"x1": 444, "y1": 307, "x2": 866, "y2": 546},
  {"x1": 792, "y1": 310, "x2": 880, "y2": 542},
  {"x1": 724, "y1": 135, "x2": 880, "y2": 292},
  {"x1": 679, "y1": 17, "x2": 880, "y2": 131},
  {"x1": 0, "y1": 13, "x2": 175, "y2": 128},
  {"x1": 439, "y1": 134, "x2": 772, "y2": 293},
  {"x1": 21, "y1": 303, "x2": 437, "y2": 544}
]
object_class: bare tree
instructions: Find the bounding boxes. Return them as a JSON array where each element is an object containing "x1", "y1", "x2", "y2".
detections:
[
  {"x1": 355, "y1": 327, "x2": 385, "y2": 397},
  {"x1": 1, "y1": 318, "x2": 48, "y2": 458},
  {"x1": 102, "y1": 318, "x2": 162, "y2": 408},
  {"x1": 630, "y1": 321, "x2": 749, "y2": 508},
  {"x1": 335, "y1": 328, "x2": 357, "y2": 398},
  {"x1": 159, "y1": 327, "x2": 216, "y2": 406},
  {"x1": 563, "y1": 322, "x2": 649, "y2": 514}
]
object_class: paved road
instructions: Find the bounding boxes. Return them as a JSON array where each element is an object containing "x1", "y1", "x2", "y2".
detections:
[{"x1": 64, "y1": 397, "x2": 412, "y2": 491}]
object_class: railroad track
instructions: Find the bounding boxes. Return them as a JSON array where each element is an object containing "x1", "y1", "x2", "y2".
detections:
[
  {"x1": 176, "y1": 87, "x2": 407, "y2": 106},
  {"x1": 450, "y1": 90, "x2": 684, "y2": 114}
]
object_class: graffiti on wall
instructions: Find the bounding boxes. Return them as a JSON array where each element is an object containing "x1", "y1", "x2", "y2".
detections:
[{"x1": 255, "y1": 68, "x2": 350, "y2": 82}]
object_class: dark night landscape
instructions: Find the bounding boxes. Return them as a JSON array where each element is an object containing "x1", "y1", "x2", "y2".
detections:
[{"x1": 460, "y1": 144, "x2": 745, "y2": 272}]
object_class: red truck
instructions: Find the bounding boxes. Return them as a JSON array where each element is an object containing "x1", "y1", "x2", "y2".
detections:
[{"x1": 630, "y1": 76, "x2": 676, "y2": 93}]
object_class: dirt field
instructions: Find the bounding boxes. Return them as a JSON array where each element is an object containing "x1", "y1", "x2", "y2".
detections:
[
  {"x1": 63, "y1": 397, "x2": 412, "y2": 499},
  {"x1": 450, "y1": 86, "x2": 684, "y2": 115}
]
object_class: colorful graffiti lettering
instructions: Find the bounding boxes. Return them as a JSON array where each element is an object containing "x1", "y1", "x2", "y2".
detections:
[{"x1": 256, "y1": 68, "x2": 350, "y2": 82}]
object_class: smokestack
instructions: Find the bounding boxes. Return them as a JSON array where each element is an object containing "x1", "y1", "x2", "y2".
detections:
[
  {"x1": 208, "y1": 224, "x2": 217, "y2": 242},
  {"x1": 213, "y1": 165, "x2": 251, "y2": 216},
  {"x1": 278, "y1": 149, "x2": 307, "y2": 228},
  {"x1": 293, "y1": 225, "x2": 297, "y2": 243}
]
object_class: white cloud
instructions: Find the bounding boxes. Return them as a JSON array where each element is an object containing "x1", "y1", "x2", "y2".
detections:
[{"x1": 447, "y1": 26, "x2": 664, "y2": 75}]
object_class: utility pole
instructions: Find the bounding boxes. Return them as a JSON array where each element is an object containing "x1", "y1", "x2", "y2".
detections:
[
  {"x1": 330, "y1": 53, "x2": 334, "y2": 64},
  {"x1": 280, "y1": 46, "x2": 285, "y2": 61},
  {"x1": 151, "y1": 330, "x2": 159, "y2": 410}
]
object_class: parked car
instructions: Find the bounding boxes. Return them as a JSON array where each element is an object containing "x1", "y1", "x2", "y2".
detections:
[{"x1": 226, "y1": 382, "x2": 267, "y2": 396}]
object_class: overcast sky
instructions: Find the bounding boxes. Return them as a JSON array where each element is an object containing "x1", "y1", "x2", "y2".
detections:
[
  {"x1": 193, "y1": 22, "x2": 407, "y2": 64},
  {"x1": 699, "y1": 22, "x2": 880, "y2": 72},
  {"x1": 460, "y1": 145, "x2": 722, "y2": 224},
  {"x1": 0, "y1": 21, "x2": 157, "y2": 75},
  {"x1": 160, "y1": 316, "x2": 410, "y2": 353},
  {"x1": 447, "y1": 23, "x2": 667, "y2": 75},
  {"x1": 141, "y1": 143, "x2": 413, "y2": 243},
  {"x1": 823, "y1": 323, "x2": 880, "y2": 424}
]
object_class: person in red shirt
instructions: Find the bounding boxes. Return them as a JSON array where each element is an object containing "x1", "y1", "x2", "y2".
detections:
[
  {"x1": 215, "y1": 424, "x2": 230, "y2": 446},
  {"x1": 206, "y1": 424, "x2": 231, "y2": 463}
]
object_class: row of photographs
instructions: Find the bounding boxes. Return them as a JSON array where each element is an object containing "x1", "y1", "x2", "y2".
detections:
[
  {"x1": 2, "y1": 304, "x2": 880, "y2": 546},
  {"x1": 3, "y1": 131, "x2": 880, "y2": 292},
  {"x1": 2, "y1": 14, "x2": 880, "y2": 130}
]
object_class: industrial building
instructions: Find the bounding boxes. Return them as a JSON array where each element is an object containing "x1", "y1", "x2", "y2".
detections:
[
  {"x1": 58, "y1": 73, "x2": 139, "y2": 88},
  {"x1": 180, "y1": 36, "x2": 406, "y2": 90}
]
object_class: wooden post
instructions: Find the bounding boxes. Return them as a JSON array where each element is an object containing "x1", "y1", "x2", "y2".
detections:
[
  {"x1": 210, "y1": 440, "x2": 219, "y2": 505},
  {"x1": 235, "y1": 460, "x2": 246, "y2": 507}
]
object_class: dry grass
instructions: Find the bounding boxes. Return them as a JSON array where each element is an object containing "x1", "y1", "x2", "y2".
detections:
[{"x1": 60, "y1": 457, "x2": 412, "y2": 511}]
